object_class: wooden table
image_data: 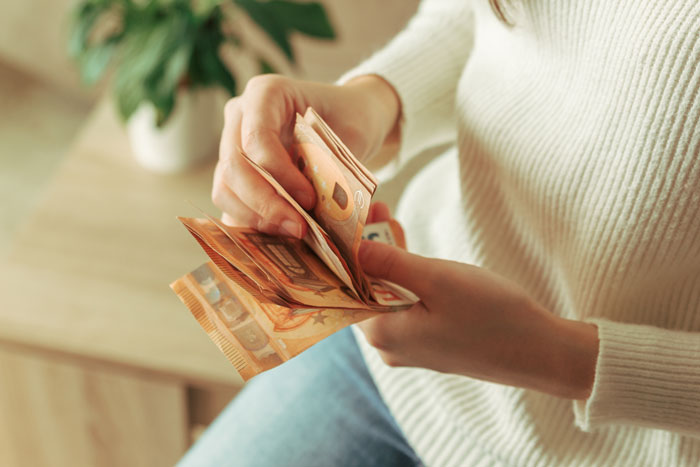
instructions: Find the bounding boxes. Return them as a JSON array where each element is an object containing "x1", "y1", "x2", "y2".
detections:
[{"x1": 0, "y1": 99, "x2": 241, "y2": 467}]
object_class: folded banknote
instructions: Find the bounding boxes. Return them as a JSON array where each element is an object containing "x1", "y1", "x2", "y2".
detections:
[{"x1": 171, "y1": 108, "x2": 414, "y2": 381}]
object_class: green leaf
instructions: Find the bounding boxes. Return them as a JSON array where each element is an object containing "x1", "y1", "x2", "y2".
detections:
[
  {"x1": 69, "y1": 1, "x2": 127, "y2": 85},
  {"x1": 192, "y1": 0, "x2": 221, "y2": 18},
  {"x1": 266, "y1": 1, "x2": 334, "y2": 39},
  {"x1": 187, "y1": 10, "x2": 237, "y2": 96},
  {"x1": 209, "y1": 53, "x2": 237, "y2": 96},
  {"x1": 113, "y1": 13, "x2": 190, "y2": 120},
  {"x1": 145, "y1": 40, "x2": 193, "y2": 126},
  {"x1": 78, "y1": 39, "x2": 117, "y2": 85},
  {"x1": 72, "y1": 0, "x2": 334, "y2": 124},
  {"x1": 154, "y1": 92, "x2": 176, "y2": 127},
  {"x1": 68, "y1": 2, "x2": 101, "y2": 57},
  {"x1": 114, "y1": 76, "x2": 146, "y2": 122},
  {"x1": 189, "y1": 34, "x2": 237, "y2": 95},
  {"x1": 234, "y1": 0, "x2": 294, "y2": 61},
  {"x1": 149, "y1": 42, "x2": 193, "y2": 101}
]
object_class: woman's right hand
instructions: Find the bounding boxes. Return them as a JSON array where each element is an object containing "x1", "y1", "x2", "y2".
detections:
[{"x1": 212, "y1": 74, "x2": 400, "y2": 239}]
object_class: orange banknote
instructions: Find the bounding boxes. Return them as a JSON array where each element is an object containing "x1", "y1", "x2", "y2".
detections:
[
  {"x1": 291, "y1": 114, "x2": 373, "y2": 292},
  {"x1": 171, "y1": 262, "x2": 378, "y2": 381},
  {"x1": 171, "y1": 108, "x2": 416, "y2": 381}
]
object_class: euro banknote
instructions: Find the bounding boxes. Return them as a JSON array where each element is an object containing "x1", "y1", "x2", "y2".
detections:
[{"x1": 171, "y1": 108, "x2": 414, "y2": 380}]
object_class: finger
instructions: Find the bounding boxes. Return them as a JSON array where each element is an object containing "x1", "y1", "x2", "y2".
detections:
[
  {"x1": 220, "y1": 97, "x2": 244, "y2": 164},
  {"x1": 358, "y1": 240, "x2": 433, "y2": 295},
  {"x1": 218, "y1": 157, "x2": 308, "y2": 238},
  {"x1": 212, "y1": 181, "x2": 268, "y2": 231},
  {"x1": 221, "y1": 212, "x2": 237, "y2": 227},
  {"x1": 357, "y1": 301, "x2": 429, "y2": 354},
  {"x1": 241, "y1": 109, "x2": 316, "y2": 210},
  {"x1": 218, "y1": 98, "x2": 308, "y2": 237},
  {"x1": 368, "y1": 202, "x2": 392, "y2": 224}
]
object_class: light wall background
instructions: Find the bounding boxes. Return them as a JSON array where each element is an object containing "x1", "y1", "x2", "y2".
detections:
[{"x1": 0, "y1": 0, "x2": 420, "y2": 102}]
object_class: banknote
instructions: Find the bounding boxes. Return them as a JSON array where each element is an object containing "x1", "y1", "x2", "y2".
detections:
[
  {"x1": 291, "y1": 111, "x2": 378, "y2": 298},
  {"x1": 240, "y1": 153, "x2": 360, "y2": 299},
  {"x1": 171, "y1": 107, "x2": 417, "y2": 380},
  {"x1": 180, "y1": 217, "x2": 369, "y2": 309},
  {"x1": 172, "y1": 217, "x2": 415, "y2": 379},
  {"x1": 179, "y1": 217, "x2": 415, "y2": 308},
  {"x1": 302, "y1": 108, "x2": 378, "y2": 196},
  {"x1": 362, "y1": 218, "x2": 405, "y2": 247},
  {"x1": 171, "y1": 262, "x2": 378, "y2": 381}
]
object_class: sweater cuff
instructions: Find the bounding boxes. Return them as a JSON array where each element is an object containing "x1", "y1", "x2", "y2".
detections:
[
  {"x1": 574, "y1": 318, "x2": 700, "y2": 438},
  {"x1": 337, "y1": 2, "x2": 474, "y2": 175}
]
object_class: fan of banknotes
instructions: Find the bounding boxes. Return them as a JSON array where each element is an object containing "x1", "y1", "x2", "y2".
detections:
[{"x1": 171, "y1": 108, "x2": 416, "y2": 381}]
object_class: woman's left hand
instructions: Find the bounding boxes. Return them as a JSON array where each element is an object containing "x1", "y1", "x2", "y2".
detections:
[{"x1": 358, "y1": 237, "x2": 599, "y2": 400}]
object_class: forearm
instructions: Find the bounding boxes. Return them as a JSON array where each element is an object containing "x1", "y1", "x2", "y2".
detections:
[
  {"x1": 493, "y1": 301, "x2": 599, "y2": 401},
  {"x1": 547, "y1": 317, "x2": 599, "y2": 400}
]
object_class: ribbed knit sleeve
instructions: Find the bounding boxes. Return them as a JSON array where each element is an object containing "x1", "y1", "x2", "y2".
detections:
[
  {"x1": 338, "y1": 0, "x2": 475, "y2": 175},
  {"x1": 574, "y1": 319, "x2": 700, "y2": 438}
]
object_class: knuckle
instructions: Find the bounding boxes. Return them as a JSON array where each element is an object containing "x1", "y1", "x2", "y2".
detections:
[
  {"x1": 246, "y1": 74, "x2": 286, "y2": 94},
  {"x1": 223, "y1": 97, "x2": 240, "y2": 119},
  {"x1": 254, "y1": 195, "x2": 283, "y2": 223},
  {"x1": 241, "y1": 128, "x2": 266, "y2": 155},
  {"x1": 211, "y1": 185, "x2": 225, "y2": 208},
  {"x1": 240, "y1": 130, "x2": 280, "y2": 168},
  {"x1": 211, "y1": 164, "x2": 237, "y2": 206},
  {"x1": 255, "y1": 215, "x2": 277, "y2": 233},
  {"x1": 255, "y1": 198, "x2": 274, "y2": 219}
]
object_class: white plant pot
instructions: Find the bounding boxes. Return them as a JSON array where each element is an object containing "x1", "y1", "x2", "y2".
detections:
[{"x1": 126, "y1": 87, "x2": 226, "y2": 174}]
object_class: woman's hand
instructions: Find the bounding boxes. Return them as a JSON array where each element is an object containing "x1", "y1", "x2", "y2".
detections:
[
  {"x1": 212, "y1": 75, "x2": 400, "y2": 239},
  {"x1": 358, "y1": 239, "x2": 599, "y2": 400}
]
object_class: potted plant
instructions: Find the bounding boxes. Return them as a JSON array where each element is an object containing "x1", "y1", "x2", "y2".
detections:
[{"x1": 69, "y1": 0, "x2": 335, "y2": 173}]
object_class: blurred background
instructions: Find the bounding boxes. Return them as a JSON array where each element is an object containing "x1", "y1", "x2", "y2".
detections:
[{"x1": 0, "y1": 1, "x2": 420, "y2": 466}]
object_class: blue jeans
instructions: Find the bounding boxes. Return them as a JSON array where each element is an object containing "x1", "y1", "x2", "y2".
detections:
[{"x1": 178, "y1": 328, "x2": 423, "y2": 467}]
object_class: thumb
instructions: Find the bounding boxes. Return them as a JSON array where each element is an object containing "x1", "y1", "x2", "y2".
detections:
[
  {"x1": 359, "y1": 240, "x2": 431, "y2": 295},
  {"x1": 367, "y1": 202, "x2": 392, "y2": 224}
]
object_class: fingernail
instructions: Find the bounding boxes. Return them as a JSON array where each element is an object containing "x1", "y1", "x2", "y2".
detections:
[
  {"x1": 280, "y1": 219, "x2": 303, "y2": 239},
  {"x1": 293, "y1": 190, "x2": 314, "y2": 209}
]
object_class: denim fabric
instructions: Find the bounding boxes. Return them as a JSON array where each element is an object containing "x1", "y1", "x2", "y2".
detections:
[{"x1": 178, "y1": 328, "x2": 423, "y2": 467}]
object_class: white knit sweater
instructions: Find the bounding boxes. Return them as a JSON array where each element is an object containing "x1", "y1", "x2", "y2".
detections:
[{"x1": 342, "y1": 0, "x2": 700, "y2": 465}]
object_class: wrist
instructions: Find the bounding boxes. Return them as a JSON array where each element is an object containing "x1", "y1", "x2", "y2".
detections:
[
  {"x1": 342, "y1": 75, "x2": 401, "y2": 162},
  {"x1": 343, "y1": 75, "x2": 400, "y2": 130},
  {"x1": 550, "y1": 317, "x2": 599, "y2": 400}
]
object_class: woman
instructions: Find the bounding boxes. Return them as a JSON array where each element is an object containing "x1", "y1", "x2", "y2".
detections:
[{"x1": 181, "y1": 0, "x2": 700, "y2": 465}]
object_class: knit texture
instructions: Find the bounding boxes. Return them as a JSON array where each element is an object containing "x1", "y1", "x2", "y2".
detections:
[{"x1": 342, "y1": 0, "x2": 700, "y2": 465}]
